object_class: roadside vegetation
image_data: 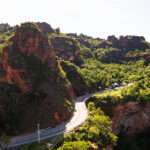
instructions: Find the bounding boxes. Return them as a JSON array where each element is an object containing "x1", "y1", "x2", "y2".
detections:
[{"x1": 57, "y1": 102, "x2": 117, "y2": 150}]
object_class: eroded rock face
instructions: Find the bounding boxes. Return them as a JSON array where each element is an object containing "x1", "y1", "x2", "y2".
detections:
[
  {"x1": 112, "y1": 102, "x2": 150, "y2": 136},
  {"x1": 51, "y1": 36, "x2": 82, "y2": 65},
  {"x1": 1, "y1": 23, "x2": 56, "y2": 92},
  {"x1": 107, "y1": 35, "x2": 149, "y2": 50},
  {"x1": 13, "y1": 23, "x2": 56, "y2": 64},
  {"x1": 0, "y1": 22, "x2": 74, "y2": 135}
]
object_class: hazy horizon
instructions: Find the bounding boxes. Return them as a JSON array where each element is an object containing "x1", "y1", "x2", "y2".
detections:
[{"x1": 0, "y1": 0, "x2": 150, "y2": 41}]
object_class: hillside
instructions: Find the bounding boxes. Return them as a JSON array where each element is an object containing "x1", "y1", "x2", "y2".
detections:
[
  {"x1": 0, "y1": 23, "x2": 75, "y2": 136},
  {"x1": 0, "y1": 22, "x2": 149, "y2": 150}
]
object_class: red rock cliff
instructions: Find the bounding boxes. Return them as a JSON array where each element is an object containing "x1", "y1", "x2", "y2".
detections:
[
  {"x1": 0, "y1": 22, "x2": 74, "y2": 135},
  {"x1": 112, "y1": 102, "x2": 150, "y2": 136}
]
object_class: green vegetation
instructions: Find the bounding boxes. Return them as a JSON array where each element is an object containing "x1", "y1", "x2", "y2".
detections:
[
  {"x1": 57, "y1": 141, "x2": 94, "y2": 150},
  {"x1": 0, "y1": 32, "x2": 14, "y2": 55},
  {"x1": 60, "y1": 60, "x2": 88, "y2": 96},
  {"x1": 57, "y1": 102, "x2": 117, "y2": 150},
  {"x1": 0, "y1": 43, "x2": 5, "y2": 54},
  {"x1": 0, "y1": 23, "x2": 75, "y2": 139},
  {"x1": 58, "y1": 33, "x2": 150, "y2": 150},
  {"x1": 20, "y1": 101, "x2": 117, "y2": 150},
  {"x1": 88, "y1": 81, "x2": 150, "y2": 108},
  {"x1": 79, "y1": 45, "x2": 93, "y2": 60},
  {"x1": 94, "y1": 48, "x2": 122, "y2": 63},
  {"x1": 0, "y1": 23, "x2": 150, "y2": 149},
  {"x1": 79, "y1": 59, "x2": 149, "y2": 90}
]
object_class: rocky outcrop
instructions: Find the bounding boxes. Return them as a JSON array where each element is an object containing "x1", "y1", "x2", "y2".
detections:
[
  {"x1": 112, "y1": 102, "x2": 150, "y2": 136},
  {"x1": 51, "y1": 36, "x2": 82, "y2": 65},
  {"x1": 0, "y1": 22, "x2": 74, "y2": 135},
  {"x1": 36, "y1": 22, "x2": 55, "y2": 33},
  {"x1": 1, "y1": 23, "x2": 57, "y2": 92},
  {"x1": 125, "y1": 50, "x2": 150, "y2": 63},
  {"x1": 96, "y1": 40, "x2": 112, "y2": 49},
  {"x1": 107, "y1": 35, "x2": 150, "y2": 50}
]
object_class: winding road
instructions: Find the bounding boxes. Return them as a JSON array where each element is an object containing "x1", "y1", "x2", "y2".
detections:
[
  {"x1": 7, "y1": 84, "x2": 132, "y2": 148},
  {"x1": 7, "y1": 94, "x2": 90, "y2": 148}
]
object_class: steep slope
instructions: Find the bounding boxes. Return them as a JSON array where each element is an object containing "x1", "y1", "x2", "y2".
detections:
[
  {"x1": 0, "y1": 23, "x2": 74, "y2": 136},
  {"x1": 60, "y1": 60, "x2": 88, "y2": 96},
  {"x1": 112, "y1": 102, "x2": 150, "y2": 136},
  {"x1": 50, "y1": 35, "x2": 83, "y2": 65}
]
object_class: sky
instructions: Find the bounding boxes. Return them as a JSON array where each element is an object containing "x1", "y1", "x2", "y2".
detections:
[{"x1": 0, "y1": 0, "x2": 150, "y2": 41}]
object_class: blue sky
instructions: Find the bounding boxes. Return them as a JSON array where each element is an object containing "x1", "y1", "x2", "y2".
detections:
[{"x1": 0, "y1": 0, "x2": 150, "y2": 41}]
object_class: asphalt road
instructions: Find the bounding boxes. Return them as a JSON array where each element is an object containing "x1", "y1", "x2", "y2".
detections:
[
  {"x1": 7, "y1": 84, "x2": 132, "y2": 148},
  {"x1": 7, "y1": 94, "x2": 90, "y2": 148}
]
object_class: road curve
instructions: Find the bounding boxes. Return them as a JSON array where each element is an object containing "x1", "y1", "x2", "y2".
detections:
[
  {"x1": 7, "y1": 95, "x2": 90, "y2": 148},
  {"x1": 7, "y1": 84, "x2": 132, "y2": 148}
]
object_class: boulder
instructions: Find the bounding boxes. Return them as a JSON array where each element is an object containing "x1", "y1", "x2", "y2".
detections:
[{"x1": 36, "y1": 22, "x2": 55, "y2": 33}]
